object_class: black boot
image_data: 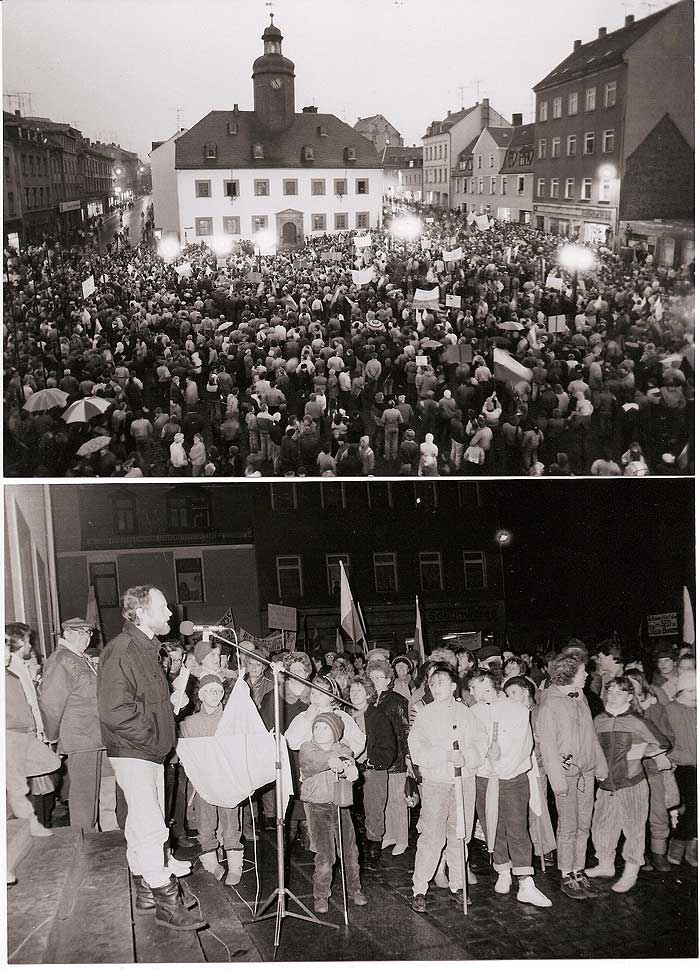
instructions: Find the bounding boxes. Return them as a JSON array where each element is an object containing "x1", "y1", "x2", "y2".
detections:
[
  {"x1": 151, "y1": 876, "x2": 207, "y2": 931},
  {"x1": 134, "y1": 876, "x2": 196, "y2": 912},
  {"x1": 364, "y1": 839, "x2": 380, "y2": 872}
]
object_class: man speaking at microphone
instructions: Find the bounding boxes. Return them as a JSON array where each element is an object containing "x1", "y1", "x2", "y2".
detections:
[{"x1": 97, "y1": 586, "x2": 206, "y2": 932}]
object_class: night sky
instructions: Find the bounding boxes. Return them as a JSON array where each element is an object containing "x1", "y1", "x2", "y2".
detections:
[{"x1": 485, "y1": 478, "x2": 694, "y2": 649}]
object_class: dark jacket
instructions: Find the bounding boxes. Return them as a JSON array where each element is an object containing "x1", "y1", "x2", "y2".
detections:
[
  {"x1": 376, "y1": 689, "x2": 409, "y2": 773},
  {"x1": 360, "y1": 704, "x2": 397, "y2": 772},
  {"x1": 39, "y1": 644, "x2": 103, "y2": 753},
  {"x1": 97, "y1": 621, "x2": 176, "y2": 763},
  {"x1": 594, "y1": 708, "x2": 667, "y2": 791}
]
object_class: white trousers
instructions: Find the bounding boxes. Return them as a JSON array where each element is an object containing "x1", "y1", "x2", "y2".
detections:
[{"x1": 110, "y1": 757, "x2": 170, "y2": 888}]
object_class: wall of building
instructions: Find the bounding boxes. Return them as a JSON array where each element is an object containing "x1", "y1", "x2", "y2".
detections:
[
  {"x1": 623, "y1": 1, "x2": 694, "y2": 161},
  {"x1": 620, "y1": 114, "x2": 694, "y2": 221},
  {"x1": 151, "y1": 137, "x2": 181, "y2": 237},
  {"x1": 176, "y1": 166, "x2": 383, "y2": 241}
]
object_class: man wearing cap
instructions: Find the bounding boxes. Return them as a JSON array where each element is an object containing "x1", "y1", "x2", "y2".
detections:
[{"x1": 39, "y1": 617, "x2": 106, "y2": 832}]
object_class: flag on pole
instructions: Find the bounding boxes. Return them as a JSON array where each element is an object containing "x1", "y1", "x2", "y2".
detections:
[
  {"x1": 339, "y1": 560, "x2": 367, "y2": 652},
  {"x1": 217, "y1": 606, "x2": 236, "y2": 629},
  {"x1": 683, "y1": 586, "x2": 695, "y2": 645},
  {"x1": 415, "y1": 596, "x2": 426, "y2": 665},
  {"x1": 85, "y1": 585, "x2": 104, "y2": 653},
  {"x1": 336, "y1": 628, "x2": 344, "y2": 655}
]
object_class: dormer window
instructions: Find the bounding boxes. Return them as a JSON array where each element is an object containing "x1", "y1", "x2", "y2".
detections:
[
  {"x1": 344, "y1": 146, "x2": 357, "y2": 163},
  {"x1": 302, "y1": 145, "x2": 315, "y2": 162},
  {"x1": 205, "y1": 143, "x2": 218, "y2": 160},
  {"x1": 316, "y1": 124, "x2": 328, "y2": 138},
  {"x1": 252, "y1": 143, "x2": 264, "y2": 160},
  {"x1": 227, "y1": 122, "x2": 239, "y2": 135}
]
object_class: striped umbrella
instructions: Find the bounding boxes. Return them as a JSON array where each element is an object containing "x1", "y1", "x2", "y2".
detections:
[{"x1": 62, "y1": 396, "x2": 111, "y2": 424}]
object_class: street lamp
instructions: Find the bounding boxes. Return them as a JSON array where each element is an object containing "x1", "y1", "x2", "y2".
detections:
[
  {"x1": 158, "y1": 237, "x2": 181, "y2": 262},
  {"x1": 495, "y1": 528, "x2": 513, "y2": 650},
  {"x1": 254, "y1": 229, "x2": 276, "y2": 270},
  {"x1": 559, "y1": 243, "x2": 596, "y2": 305}
]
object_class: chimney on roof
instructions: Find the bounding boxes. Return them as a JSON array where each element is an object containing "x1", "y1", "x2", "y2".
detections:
[
  {"x1": 574, "y1": 39, "x2": 582, "y2": 50},
  {"x1": 625, "y1": 14, "x2": 635, "y2": 26},
  {"x1": 14, "y1": 109, "x2": 21, "y2": 117},
  {"x1": 598, "y1": 27, "x2": 607, "y2": 38},
  {"x1": 480, "y1": 97, "x2": 490, "y2": 130},
  {"x1": 302, "y1": 105, "x2": 318, "y2": 113},
  {"x1": 512, "y1": 112, "x2": 523, "y2": 126},
  {"x1": 233, "y1": 104, "x2": 239, "y2": 114}
]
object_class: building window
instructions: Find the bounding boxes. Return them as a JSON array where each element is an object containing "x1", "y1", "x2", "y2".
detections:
[
  {"x1": 195, "y1": 180, "x2": 211, "y2": 198},
  {"x1": 517, "y1": 176, "x2": 525, "y2": 194},
  {"x1": 581, "y1": 178, "x2": 592, "y2": 201},
  {"x1": 176, "y1": 557, "x2": 204, "y2": 604},
  {"x1": 224, "y1": 179, "x2": 238, "y2": 198},
  {"x1": 7, "y1": 191, "x2": 15, "y2": 215},
  {"x1": 205, "y1": 143, "x2": 218, "y2": 159},
  {"x1": 414, "y1": 482, "x2": 438, "y2": 508},
  {"x1": 320, "y1": 482, "x2": 345, "y2": 509},
  {"x1": 252, "y1": 143, "x2": 264, "y2": 159},
  {"x1": 538, "y1": 139, "x2": 547, "y2": 159},
  {"x1": 567, "y1": 134, "x2": 577, "y2": 156},
  {"x1": 311, "y1": 213, "x2": 326, "y2": 231},
  {"x1": 602, "y1": 130, "x2": 615, "y2": 154},
  {"x1": 367, "y1": 482, "x2": 393, "y2": 510},
  {"x1": 326, "y1": 555, "x2": 350, "y2": 596},
  {"x1": 113, "y1": 497, "x2": 136, "y2": 533},
  {"x1": 568, "y1": 92, "x2": 579, "y2": 115},
  {"x1": 489, "y1": 154, "x2": 494, "y2": 168},
  {"x1": 552, "y1": 97, "x2": 562, "y2": 119},
  {"x1": 283, "y1": 179, "x2": 298, "y2": 195},
  {"x1": 195, "y1": 217, "x2": 213, "y2": 236},
  {"x1": 584, "y1": 132, "x2": 595, "y2": 155},
  {"x1": 270, "y1": 484, "x2": 297, "y2": 510},
  {"x1": 334, "y1": 178, "x2": 347, "y2": 196},
  {"x1": 478, "y1": 177, "x2": 484, "y2": 194},
  {"x1": 356, "y1": 212, "x2": 369, "y2": 229},
  {"x1": 252, "y1": 215, "x2": 268, "y2": 232},
  {"x1": 166, "y1": 493, "x2": 212, "y2": 529},
  {"x1": 604, "y1": 81, "x2": 617, "y2": 107},
  {"x1": 89, "y1": 561, "x2": 119, "y2": 608},
  {"x1": 463, "y1": 551, "x2": 487, "y2": 590},
  {"x1": 490, "y1": 178, "x2": 496, "y2": 195},
  {"x1": 585, "y1": 87, "x2": 596, "y2": 111},
  {"x1": 501, "y1": 176, "x2": 508, "y2": 194},
  {"x1": 276, "y1": 555, "x2": 303, "y2": 600},
  {"x1": 551, "y1": 137, "x2": 561, "y2": 158},
  {"x1": 334, "y1": 212, "x2": 348, "y2": 230},
  {"x1": 537, "y1": 178, "x2": 545, "y2": 197},
  {"x1": 311, "y1": 179, "x2": 326, "y2": 196},
  {"x1": 24, "y1": 188, "x2": 30, "y2": 208},
  {"x1": 469, "y1": 178, "x2": 475, "y2": 194},
  {"x1": 356, "y1": 179, "x2": 369, "y2": 194},
  {"x1": 457, "y1": 482, "x2": 480, "y2": 508},
  {"x1": 565, "y1": 177, "x2": 575, "y2": 199},
  {"x1": 419, "y1": 552, "x2": 444, "y2": 592},
  {"x1": 538, "y1": 100, "x2": 548, "y2": 122},
  {"x1": 550, "y1": 178, "x2": 559, "y2": 198},
  {"x1": 599, "y1": 179, "x2": 612, "y2": 203},
  {"x1": 477, "y1": 155, "x2": 482, "y2": 169},
  {"x1": 254, "y1": 179, "x2": 269, "y2": 196},
  {"x1": 373, "y1": 553, "x2": 398, "y2": 593},
  {"x1": 223, "y1": 215, "x2": 240, "y2": 234}
]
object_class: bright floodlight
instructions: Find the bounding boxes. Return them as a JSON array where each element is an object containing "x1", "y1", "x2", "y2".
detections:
[
  {"x1": 390, "y1": 214, "x2": 422, "y2": 241},
  {"x1": 559, "y1": 244, "x2": 596, "y2": 274},
  {"x1": 211, "y1": 235, "x2": 232, "y2": 257},
  {"x1": 255, "y1": 229, "x2": 276, "y2": 254},
  {"x1": 495, "y1": 528, "x2": 513, "y2": 547},
  {"x1": 116, "y1": 167, "x2": 122, "y2": 175},
  {"x1": 158, "y1": 237, "x2": 181, "y2": 262}
]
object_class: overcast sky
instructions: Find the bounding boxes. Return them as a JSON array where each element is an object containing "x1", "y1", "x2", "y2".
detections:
[{"x1": 3, "y1": 0, "x2": 677, "y2": 161}]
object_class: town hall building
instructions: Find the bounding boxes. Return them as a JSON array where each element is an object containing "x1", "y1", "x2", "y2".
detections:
[{"x1": 163, "y1": 17, "x2": 383, "y2": 248}]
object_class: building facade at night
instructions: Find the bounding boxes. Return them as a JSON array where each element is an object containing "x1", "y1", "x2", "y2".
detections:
[
  {"x1": 532, "y1": 0, "x2": 694, "y2": 260},
  {"x1": 170, "y1": 18, "x2": 383, "y2": 248}
]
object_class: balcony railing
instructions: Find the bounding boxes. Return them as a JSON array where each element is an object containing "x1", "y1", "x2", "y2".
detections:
[{"x1": 80, "y1": 528, "x2": 253, "y2": 550}]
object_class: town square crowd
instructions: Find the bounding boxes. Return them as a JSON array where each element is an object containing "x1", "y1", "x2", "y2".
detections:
[
  {"x1": 3, "y1": 202, "x2": 694, "y2": 478},
  {"x1": 6, "y1": 587, "x2": 696, "y2": 928}
]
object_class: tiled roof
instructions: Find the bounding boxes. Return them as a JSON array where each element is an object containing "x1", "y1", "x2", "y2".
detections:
[
  {"x1": 175, "y1": 110, "x2": 382, "y2": 169},
  {"x1": 425, "y1": 104, "x2": 479, "y2": 137},
  {"x1": 534, "y1": 4, "x2": 676, "y2": 90},
  {"x1": 486, "y1": 127, "x2": 513, "y2": 148},
  {"x1": 457, "y1": 136, "x2": 480, "y2": 162},
  {"x1": 382, "y1": 145, "x2": 423, "y2": 166},
  {"x1": 499, "y1": 124, "x2": 535, "y2": 174}
]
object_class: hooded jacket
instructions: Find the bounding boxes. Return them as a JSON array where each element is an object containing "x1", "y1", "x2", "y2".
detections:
[{"x1": 97, "y1": 621, "x2": 176, "y2": 763}]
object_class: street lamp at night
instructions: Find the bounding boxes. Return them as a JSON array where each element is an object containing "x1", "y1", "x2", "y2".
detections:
[
  {"x1": 559, "y1": 243, "x2": 596, "y2": 304},
  {"x1": 495, "y1": 528, "x2": 513, "y2": 548}
]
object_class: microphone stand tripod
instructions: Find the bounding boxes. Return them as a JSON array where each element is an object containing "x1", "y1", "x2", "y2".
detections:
[{"x1": 210, "y1": 631, "x2": 357, "y2": 958}]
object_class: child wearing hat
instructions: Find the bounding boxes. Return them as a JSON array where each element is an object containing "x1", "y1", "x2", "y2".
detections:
[
  {"x1": 179, "y1": 675, "x2": 244, "y2": 887},
  {"x1": 299, "y1": 711, "x2": 368, "y2": 913}
]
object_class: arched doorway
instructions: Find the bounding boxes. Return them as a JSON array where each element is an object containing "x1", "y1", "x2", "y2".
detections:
[{"x1": 282, "y1": 221, "x2": 297, "y2": 245}]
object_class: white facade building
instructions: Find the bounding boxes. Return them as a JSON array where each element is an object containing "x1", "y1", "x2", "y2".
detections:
[{"x1": 150, "y1": 129, "x2": 186, "y2": 239}]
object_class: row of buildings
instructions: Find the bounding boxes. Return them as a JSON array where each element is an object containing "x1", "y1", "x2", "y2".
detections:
[
  {"x1": 2, "y1": 110, "x2": 148, "y2": 248},
  {"x1": 153, "y1": 3, "x2": 691, "y2": 262},
  {"x1": 6, "y1": 482, "x2": 505, "y2": 658}
]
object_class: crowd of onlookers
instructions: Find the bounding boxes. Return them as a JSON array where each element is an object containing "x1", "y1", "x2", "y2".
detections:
[{"x1": 4, "y1": 203, "x2": 693, "y2": 477}]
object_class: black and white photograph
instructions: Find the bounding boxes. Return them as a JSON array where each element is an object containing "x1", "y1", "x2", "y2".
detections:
[{"x1": 1, "y1": 0, "x2": 696, "y2": 966}]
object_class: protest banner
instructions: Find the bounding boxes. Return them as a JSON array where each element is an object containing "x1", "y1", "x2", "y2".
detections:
[
  {"x1": 351, "y1": 267, "x2": 374, "y2": 286},
  {"x1": 442, "y1": 247, "x2": 464, "y2": 263},
  {"x1": 475, "y1": 214, "x2": 490, "y2": 231},
  {"x1": 354, "y1": 234, "x2": 372, "y2": 249},
  {"x1": 545, "y1": 274, "x2": 564, "y2": 291},
  {"x1": 547, "y1": 314, "x2": 567, "y2": 333},
  {"x1": 81, "y1": 275, "x2": 96, "y2": 299},
  {"x1": 446, "y1": 293, "x2": 462, "y2": 308}
]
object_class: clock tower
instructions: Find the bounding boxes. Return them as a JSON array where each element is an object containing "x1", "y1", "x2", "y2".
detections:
[{"x1": 252, "y1": 16, "x2": 296, "y2": 132}]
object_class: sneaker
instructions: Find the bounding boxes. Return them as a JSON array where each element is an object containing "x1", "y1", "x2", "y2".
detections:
[
  {"x1": 495, "y1": 871, "x2": 512, "y2": 894},
  {"x1": 585, "y1": 861, "x2": 616, "y2": 879},
  {"x1": 574, "y1": 871, "x2": 599, "y2": 898},
  {"x1": 411, "y1": 893, "x2": 427, "y2": 913},
  {"x1": 450, "y1": 888, "x2": 472, "y2": 906},
  {"x1": 560, "y1": 873, "x2": 588, "y2": 900},
  {"x1": 313, "y1": 897, "x2": 329, "y2": 914},
  {"x1": 352, "y1": 891, "x2": 368, "y2": 906},
  {"x1": 516, "y1": 876, "x2": 552, "y2": 908},
  {"x1": 29, "y1": 818, "x2": 53, "y2": 838}
]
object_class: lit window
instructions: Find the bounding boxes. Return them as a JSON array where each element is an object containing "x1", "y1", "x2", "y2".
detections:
[
  {"x1": 599, "y1": 179, "x2": 612, "y2": 203},
  {"x1": 537, "y1": 178, "x2": 545, "y2": 197},
  {"x1": 501, "y1": 176, "x2": 508, "y2": 194}
]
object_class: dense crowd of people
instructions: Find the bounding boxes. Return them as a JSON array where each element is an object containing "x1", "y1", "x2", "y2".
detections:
[
  {"x1": 4, "y1": 201, "x2": 694, "y2": 477},
  {"x1": 6, "y1": 589, "x2": 696, "y2": 928}
]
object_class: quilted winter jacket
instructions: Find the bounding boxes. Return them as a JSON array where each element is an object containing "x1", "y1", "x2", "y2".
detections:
[{"x1": 593, "y1": 708, "x2": 668, "y2": 791}]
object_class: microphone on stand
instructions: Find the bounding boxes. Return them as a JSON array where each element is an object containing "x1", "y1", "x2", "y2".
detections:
[{"x1": 179, "y1": 621, "x2": 232, "y2": 636}]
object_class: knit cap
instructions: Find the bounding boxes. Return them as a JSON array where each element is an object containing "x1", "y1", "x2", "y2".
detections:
[
  {"x1": 198, "y1": 674, "x2": 223, "y2": 689},
  {"x1": 312, "y1": 711, "x2": 344, "y2": 742}
]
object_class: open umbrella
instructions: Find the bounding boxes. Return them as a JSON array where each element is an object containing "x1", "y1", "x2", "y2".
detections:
[
  {"x1": 420, "y1": 338, "x2": 443, "y2": 349},
  {"x1": 497, "y1": 321, "x2": 524, "y2": 332},
  {"x1": 217, "y1": 320, "x2": 235, "y2": 332},
  {"x1": 22, "y1": 388, "x2": 69, "y2": 412},
  {"x1": 77, "y1": 436, "x2": 112, "y2": 457},
  {"x1": 62, "y1": 396, "x2": 111, "y2": 424}
]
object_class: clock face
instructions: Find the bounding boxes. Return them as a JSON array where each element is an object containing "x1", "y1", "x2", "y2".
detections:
[{"x1": 270, "y1": 77, "x2": 282, "y2": 90}]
